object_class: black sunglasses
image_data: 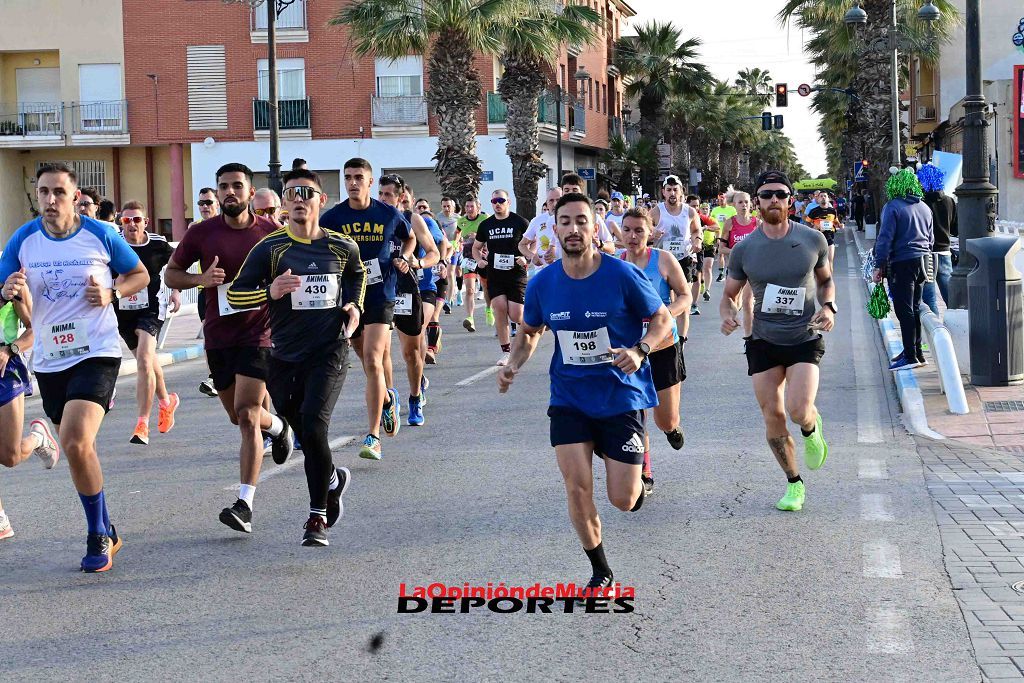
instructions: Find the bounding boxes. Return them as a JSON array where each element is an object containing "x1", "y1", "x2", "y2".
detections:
[
  {"x1": 757, "y1": 190, "x2": 791, "y2": 200},
  {"x1": 197, "y1": 199, "x2": 215, "y2": 207},
  {"x1": 380, "y1": 174, "x2": 405, "y2": 190},
  {"x1": 284, "y1": 186, "x2": 323, "y2": 201}
]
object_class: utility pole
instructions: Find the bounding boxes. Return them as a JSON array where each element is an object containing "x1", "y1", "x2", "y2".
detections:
[{"x1": 265, "y1": 0, "x2": 282, "y2": 196}]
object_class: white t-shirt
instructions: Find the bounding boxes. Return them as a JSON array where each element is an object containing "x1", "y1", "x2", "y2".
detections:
[
  {"x1": 605, "y1": 212, "x2": 624, "y2": 228},
  {"x1": 524, "y1": 212, "x2": 559, "y2": 267},
  {"x1": 0, "y1": 216, "x2": 141, "y2": 372}
]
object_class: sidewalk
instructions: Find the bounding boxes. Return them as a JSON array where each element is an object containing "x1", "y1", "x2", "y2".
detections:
[{"x1": 117, "y1": 304, "x2": 205, "y2": 376}]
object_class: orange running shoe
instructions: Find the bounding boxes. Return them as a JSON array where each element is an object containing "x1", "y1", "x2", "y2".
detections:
[
  {"x1": 158, "y1": 393, "x2": 179, "y2": 434},
  {"x1": 130, "y1": 419, "x2": 150, "y2": 445}
]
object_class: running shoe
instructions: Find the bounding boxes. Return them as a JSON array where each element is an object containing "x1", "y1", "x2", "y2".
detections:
[
  {"x1": 269, "y1": 421, "x2": 295, "y2": 465},
  {"x1": 425, "y1": 348, "x2": 436, "y2": 365},
  {"x1": 690, "y1": 305, "x2": 701, "y2": 316},
  {"x1": 443, "y1": 302, "x2": 452, "y2": 315},
  {"x1": 665, "y1": 428, "x2": 684, "y2": 451},
  {"x1": 359, "y1": 434, "x2": 382, "y2": 461},
  {"x1": 157, "y1": 393, "x2": 179, "y2": 434},
  {"x1": 888, "y1": 354, "x2": 921, "y2": 372},
  {"x1": 199, "y1": 377, "x2": 218, "y2": 397},
  {"x1": 456, "y1": 291, "x2": 463, "y2": 306},
  {"x1": 263, "y1": 437, "x2": 273, "y2": 455},
  {"x1": 463, "y1": 317, "x2": 476, "y2": 332},
  {"x1": 325, "y1": 467, "x2": 351, "y2": 528},
  {"x1": 420, "y1": 376, "x2": 429, "y2": 407},
  {"x1": 30, "y1": 419, "x2": 59, "y2": 469},
  {"x1": 642, "y1": 473, "x2": 655, "y2": 497},
  {"x1": 81, "y1": 525, "x2": 122, "y2": 573},
  {"x1": 294, "y1": 433, "x2": 303, "y2": 451},
  {"x1": 0, "y1": 513, "x2": 12, "y2": 541},
  {"x1": 485, "y1": 307, "x2": 495, "y2": 327},
  {"x1": 496, "y1": 352, "x2": 510, "y2": 367},
  {"x1": 408, "y1": 395, "x2": 424, "y2": 426},
  {"x1": 803, "y1": 413, "x2": 828, "y2": 470},
  {"x1": 716, "y1": 270, "x2": 724, "y2": 282},
  {"x1": 130, "y1": 419, "x2": 150, "y2": 446},
  {"x1": 703, "y1": 290, "x2": 711, "y2": 302},
  {"x1": 577, "y1": 572, "x2": 614, "y2": 602},
  {"x1": 776, "y1": 481, "x2": 805, "y2": 512},
  {"x1": 301, "y1": 515, "x2": 329, "y2": 547},
  {"x1": 381, "y1": 389, "x2": 400, "y2": 437},
  {"x1": 219, "y1": 499, "x2": 252, "y2": 533}
]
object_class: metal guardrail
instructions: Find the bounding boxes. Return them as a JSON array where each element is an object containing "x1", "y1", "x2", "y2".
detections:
[
  {"x1": 996, "y1": 220, "x2": 1024, "y2": 237},
  {"x1": 371, "y1": 96, "x2": 428, "y2": 126},
  {"x1": 253, "y1": 98, "x2": 310, "y2": 129},
  {"x1": 570, "y1": 104, "x2": 586, "y2": 133},
  {"x1": 0, "y1": 101, "x2": 63, "y2": 136},
  {"x1": 72, "y1": 100, "x2": 128, "y2": 134}
]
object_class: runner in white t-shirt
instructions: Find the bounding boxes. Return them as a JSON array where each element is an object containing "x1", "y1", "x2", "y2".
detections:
[{"x1": 519, "y1": 188, "x2": 562, "y2": 276}]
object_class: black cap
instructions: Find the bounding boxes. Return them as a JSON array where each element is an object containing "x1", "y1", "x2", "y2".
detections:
[{"x1": 754, "y1": 170, "x2": 794, "y2": 193}]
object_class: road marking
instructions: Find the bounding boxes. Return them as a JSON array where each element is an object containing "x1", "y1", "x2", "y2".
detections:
[
  {"x1": 861, "y1": 493, "x2": 895, "y2": 521},
  {"x1": 866, "y1": 607, "x2": 914, "y2": 653},
  {"x1": 863, "y1": 540, "x2": 903, "y2": 578},
  {"x1": 858, "y1": 458, "x2": 888, "y2": 480},
  {"x1": 455, "y1": 365, "x2": 501, "y2": 387},
  {"x1": 845, "y1": 236, "x2": 885, "y2": 444},
  {"x1": 223, "y1": 434, "x2": 355, "y2": 491}
]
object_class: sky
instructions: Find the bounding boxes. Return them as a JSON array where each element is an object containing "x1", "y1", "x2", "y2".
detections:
[{"x1": 623, "y1": 0, "x2": 828, "y2": 177}]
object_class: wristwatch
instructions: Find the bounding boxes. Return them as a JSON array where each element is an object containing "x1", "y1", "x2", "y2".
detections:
[
  {"x1": 823, "y1": 301, "x2": 837, "y2": 314},
  {"x1": 634, "y1": 341, "x2": 651, "y2": 360},
  {"x1": 113, "y1": 288, "x2": 123, "y2": 300},
  {"x1": 8, "y1": 343, "x2": 19, "y2": 356}
]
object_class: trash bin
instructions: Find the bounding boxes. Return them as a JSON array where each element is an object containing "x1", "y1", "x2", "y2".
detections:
[{"x1": 967, "y1": 235, "x2": 1024, "y2": 386}]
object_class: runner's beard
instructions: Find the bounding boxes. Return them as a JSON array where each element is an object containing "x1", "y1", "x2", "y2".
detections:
[
  {"x1": 222, "y1": 201, "x2": 247, "y2": 218},
  {"x1": 764, "y1": 206, "x2": 785, "y2": 223}
]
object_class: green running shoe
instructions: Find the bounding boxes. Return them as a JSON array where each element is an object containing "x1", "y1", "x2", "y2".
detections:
[
  {"x1": 485, "y1": 307, "x2": 495, "y2": 327},
  {"x1": 776, "y1": 481, "x2": 805, "y2": 511},
  {"x1": 359, "y1": 434, "x2": 382, "y2": 460},
  {"x1": 803, "y1": 413, "x2": 828, "y2": 470}
]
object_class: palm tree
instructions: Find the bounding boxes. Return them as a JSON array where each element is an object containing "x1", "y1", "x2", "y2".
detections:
[
  {"x1": 495, "y1": 2, "x2": 600, "y2": 219},
  {"x1": 603, "y1": 135, "x2": 656, "y2": 196},
  {"x1": 332, "y1": 0, "x2": 514, "y2": 204},
  {"x1": 614, "y1": 21, "x2": 711, "y2": 192},
  {"x1": 734, "y1": 67, "x2": 774, "y2": 107}
]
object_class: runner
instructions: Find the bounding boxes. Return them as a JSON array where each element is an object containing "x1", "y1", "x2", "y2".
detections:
[
  {"x1": 806, "y1": 192, "x2": 840, "y2": 269},
  {"x1": 720, "y1": 191, "x2": 759, "y2": 338},
  {"x1": 458, "y1": 198, "x2": 489, "y2": 332},
  {"x1": 414, "y1": 199, "x2": 450, "y2": 365},
  {"x1": 605, "y1": 191, "x2": 627, "y2": 230},
  {"x1": 651, "y1": 175, "x2": 699, "y2": 324},
  {"x1": 228, "y1": 169, "x2": 363, "y2": 546},
  {"x1": 719, "y1": 170, "x2": 834, "y2": 512},
  {"x1": 709, "y1": 193, "x2": 736, "y2": 282},
  {"x1": 436, "y1": 196, "x2": 461, "y2": 314},
  {"x1": 473, "y1": 189, "x2": 529, "y2": 366},
  {"x1": 165, "y1": 163, "x2": 294, "y2": 533},
  {"x1": 192, "y1": 187, "x2": 220, "y2": 398},
  {"x1": 561, "y1": 174, "x2": 616, "y2": 252},
  {"x1": 619, "y1": 207, "x2": 690, "y2": 496},
  {"x1": 76, "y1": 188, "x2": 102, "y2": 219},
  {"x1": 498, "y1": 191, "x2": 673, "y2": 591},
  {"x1": 114, "y1": 200, "x2": 181, "y2": 445},
  {"x1": 0, "y1": 163, "x2": 149, "y2": 571},
  {"x1": 519, "y1": 188, "x2": 562, "y2": 277},
  {"x1": 252, "y1": 188, "x2": 283, "y2": 227},
  {"x1": 0, "y1": 293, "x2": 61, "y2": 541},
  {"x1": 689, "y1": 197, "x2": 721, "y2": 303}
]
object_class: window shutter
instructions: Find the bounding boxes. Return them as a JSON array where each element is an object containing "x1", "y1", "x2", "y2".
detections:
[{"x1": 187, "y1": 45, "x2": 227, "y2": 130}]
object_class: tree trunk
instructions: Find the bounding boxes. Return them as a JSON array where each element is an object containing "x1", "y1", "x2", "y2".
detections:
[
  {"x1": 498, "y1": 52, "x2": 549, "y2": 221},
  {"x1": 720, "y1": 144, "x2": 740, "y2": 189},
  {"x1": 427, "y1": 30, "x2": 484, "y2": 206}
]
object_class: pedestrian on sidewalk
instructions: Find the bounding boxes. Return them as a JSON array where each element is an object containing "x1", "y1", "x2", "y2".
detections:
[
  {"x1": 872, "y1": 169, "x2": 934, "y2": 372},
  {"x1": 918, "y1": 164, "x2": 957, "y2": 316}
]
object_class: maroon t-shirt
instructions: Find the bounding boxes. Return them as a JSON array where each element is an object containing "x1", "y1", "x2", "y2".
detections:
[{"x1": 172, "y1": 213, "x2": 278, "y2": 349}]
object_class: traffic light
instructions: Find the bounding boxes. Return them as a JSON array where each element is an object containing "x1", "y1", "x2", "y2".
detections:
[
  {"x1": 775, "y1": 83, "x2": 788, "y2": 108},
  {"x1": 774, "y1": 115, "x2": 784, "y2": 130},
  {"x1": 761, "y1": 112, "x2": 772, "y2": 131}
]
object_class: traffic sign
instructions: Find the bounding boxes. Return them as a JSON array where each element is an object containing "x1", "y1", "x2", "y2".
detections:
[
  {"x1": 854, "y1": 161, "x2": 866, "y2": 181},
  {"x1": 847, "y1": 180, "x2": 854, "y2": 191},
  {"x1": 798, "y1": 83, "x2": 812, "y2": 97},
  {"x1": 480, "y1": 171, "x2": 494, "y2": 182},
  {"x1": 577, "y1": 168, "x2": 596, "y2": 181}
]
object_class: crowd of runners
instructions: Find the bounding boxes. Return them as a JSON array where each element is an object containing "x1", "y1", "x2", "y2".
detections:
[{"x1": 0, "y1": 160, "x2": 838, "y2": 590}]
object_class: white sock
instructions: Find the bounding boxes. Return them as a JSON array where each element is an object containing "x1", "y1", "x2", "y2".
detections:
[
  {"x1": 28, "y1": 432, "x2": 43, "y2": 450},
  {"x1": 328, "y1": 469, "x2": 340, "y2": 491},
  {"x1": 265, "y1": 414, "x2": 285, "y2": 438},
  {"x1": 238, "y1": 484, "x2": 256, "y2": 509}
]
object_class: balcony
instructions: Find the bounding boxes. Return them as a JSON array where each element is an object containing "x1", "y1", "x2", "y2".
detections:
[
  {"x1": 911, "y1": 93, "x2": 938, "y2": 136},
  {"x1": 569, "y1": 103, "x2": 586, "y2": 140},
  {"x1": 253, "y1": 98, "x2": 311, "y2": 139},
  {"x1": 371, "y1": 95, "x2": 428, "y2": 137},
  {"x1": 487, "y1": 92, "x2": 507, "y2": 124},
  {"x1": 0, "y1": 102, "x2": 63, "y2": 144},
  {"x1": 71, "y1": 100, "x2": 129, "y2": 144},
  {"x1": 250, "y1": 0, "x2": 308, "y2": 43}
]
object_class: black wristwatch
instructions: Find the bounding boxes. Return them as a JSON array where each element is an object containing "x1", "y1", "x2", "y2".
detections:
[
  {"x1": 823, "y1": 301, "x2": 837, "y2": 314},
  {"x1": 634, "y1": 341, "x2": 651, "y2": 360}
]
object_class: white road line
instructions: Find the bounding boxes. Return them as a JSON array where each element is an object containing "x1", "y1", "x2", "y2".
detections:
[
  {"x1": 223, "y1": 434, "x2": 356, "y2": 491},
  {"x1": 858, "y1": 458, "x2": 889, "y2": 480},
  {"x1": 845, "y1": 237, "x2": 885, "y2": 444},
  {"x1": 865, "y1": 607, "x2": 915, "y2": 653},
  {"x1": 861, "y1": 493, "x2": 895, "y2": 521},
  {"x1": 862, "y1": 540, "x2": 904, "y2": 578},
  {"x1": 455, "y1": 365, "x2": 501, "y2": 387}
]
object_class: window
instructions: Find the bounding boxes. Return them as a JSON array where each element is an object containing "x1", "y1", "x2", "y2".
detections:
[
  {"x1": 253, "y1": 0, "x2": 306, "y2": 30},
  {"x1": 78, "y1": 64, "x2": 123, "y2": 131},
  {"x1": 589, "y1": 78, "x2": 594, "y2": 109},
  {"x1": 602, "y1": 84, "x2": 608, "y2": 114},
  {"x1": 257, "y1": 58, "x2": 305, "y2": 100},
  {"x1": 39, "y1": 160, "x2": 106, "y2": 197},
  {"x1": 375, "y1": 57, "x2": 424, "y2": 97}
]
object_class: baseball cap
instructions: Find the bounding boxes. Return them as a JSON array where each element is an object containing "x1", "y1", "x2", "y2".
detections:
[
  {"x1": 610, "y1": 191, "x2": 624, "y2": 200},
  {"x1": 753, "y1": 170, "x2": 794, "y2": 194},
  {"x1": 594, "y1": 198, "x2": 609, "y2": 207},
  {"x1": 662, "y1": 174, "x2": 682, "y2": 187}
]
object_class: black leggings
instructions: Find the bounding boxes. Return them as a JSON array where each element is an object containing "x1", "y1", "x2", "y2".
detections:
[{"x1": 889, "y1": 257, "x2": 925, "y2": 362}]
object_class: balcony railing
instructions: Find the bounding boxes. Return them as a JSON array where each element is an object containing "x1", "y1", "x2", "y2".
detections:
[
  {"x1": 915, "y1": 93, "x2": 937, "y2": 122},
  {"x1": 253, "y1": 98, "x2": 310, "y2": 130},
  {"x1": 252, "y1": 0, "x2": 306, "y2": 30},
  {"x1": 73, "y1": 100, "x2": 127, "y2": 134},
  {"x1": 487, "y1": 92, "x2": 507, "y2": 124},
  {"x1": 0, "y1": 102, "x2": 63, "y2": 136},
  {"x1": 609, "y1": 116, "x2": 622, "y2": 139},
  {"x1": 570, "y1": 104, "x2": 586, "y2": 133},
  {"x1": 372, "y1": 95, "x2": 428, "y2": 126}
]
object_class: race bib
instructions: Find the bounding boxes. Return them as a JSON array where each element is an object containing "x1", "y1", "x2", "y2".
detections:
[
  {"x1": 119, "y1": 289, "x2": 149, "y2": 311},
  {"x1": 291, "y1": 274, "x2": 340, "y2": 310},
  {"x1": 41, "y1": 319, "x2": 91, "y2": 361},
  {"x1": 363, "y1": 259, "x2": 383, "y2": 286},
  {"x1": 395, "y1": 293, "x2": 413, "y2": 316},
  {"x1": 217, "y1": 285, "x2": 245, "y2": 317},
  {"x1": 761, "y1": 283, "x2": 805, "y2": 316},
  {"x1": 557, "y1": 327, "x2": 613, "y2": 366},
  {"x1": 821, "y1": 220, "x2": 833, "y2": 231},
  {"x1": 666, "y1": 238, "x2": 690, "y2": 258},
  {"x1": 494, "y1": 253, "x2": 515, "y2": 271},
  {"x1": 462, "y1": 258, "x2": 478, "y2": 273}
]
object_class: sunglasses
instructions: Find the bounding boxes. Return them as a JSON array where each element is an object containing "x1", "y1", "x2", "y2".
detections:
[
  {"x1": 491, "y1": 197, "x2": 507, "y2": 205},
  {"x1": 77, "y1": 201, "x2": 95, "y2": 208},
  {"x1": 197, "y1": 199, "x2": 215, "y2": 207},
  {"x1": 120, "y1": 216, "x2": 145, "y2": 225},
  {"x1": 380, "y1": 174, "x2": 405, "y2": 190},
  {"x1": 757, "y1": 190, "x2": 791, "y2": 200},
  {"x1": 284, "y1": 186, "x2": 322, "y2": 202},
  {"x1": 253, "y1": 207, "x2": 278, "y2": 216}
]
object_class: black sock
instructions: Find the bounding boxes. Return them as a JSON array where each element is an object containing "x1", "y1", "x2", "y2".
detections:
[
  {"x1": 788, "y1": 475, "x2": 803, "y2": 484},
  {"x1": 630, "y1": 485, "x2": 646, "y2": 512},
  {"x1": 584, "y1": 542, "x2": 611, "y2": 578},
  {"x1": 501, "y1": 343, "x2": 511, "y2": 353},
  {"x1": 800, "y1": 425, "x2": 815, "y2": 437}
]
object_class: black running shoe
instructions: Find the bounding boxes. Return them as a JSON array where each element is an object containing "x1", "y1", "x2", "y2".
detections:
[
  {"x1": 302, "y1": 515, "x2": 329, "y2": 547},
  {"x1": 642, "y1": 473, "x2": 654, "y2": 497},
  {"x1": 81, "y1": 530, "x2": 118, "y2": 573},
  {"x1": 219, "y1": 499, "x2": 252, "y2": 533},
  {"x1": 703, "y1": 290, "x2": 711, "y2": 302},
  {"x1": 665, "y1": 428, "x2": 684, "y2": 450},
  {"x1": 443, "y1": 302, "x2": 451, "y2": 315},
  {"x1": 576, "y1": 572, "x2": 614, "y2": 602},
  {"x1": 325, "y1": 467, "x2": 351, "y2": 528},
  {"x1": 269, "y1": 420, "x2": 294, "y2": 465},
  {"x1": 716, "y1": 271, "x2": 724, "y2": 282}
]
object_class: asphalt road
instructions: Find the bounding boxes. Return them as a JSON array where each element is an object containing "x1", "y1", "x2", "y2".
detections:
[{"x1": 0, "y1": 232, "x2": 982, "y2": 681}]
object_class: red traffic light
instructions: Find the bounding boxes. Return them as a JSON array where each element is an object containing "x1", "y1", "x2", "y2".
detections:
[{"x1": 775, "y1": 83, "x2": 788, "y2": 107}]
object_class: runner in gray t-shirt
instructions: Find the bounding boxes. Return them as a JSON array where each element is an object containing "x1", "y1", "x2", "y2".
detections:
[{"x1": 718, "y1": 170, "x2": 836, "y2": 516}]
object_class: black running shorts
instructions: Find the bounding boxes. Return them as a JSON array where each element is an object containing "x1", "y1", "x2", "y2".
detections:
[
  {"x1": 821, "y1": 230, "x2": 836, "y2": 246},
  {"x1": 36, "y1": 356, "x2": 120, "y2": 424},
  {"x1": 486, "y1": 275, "x2": 528, "y2": 305},
  {"x1": 117, "y1": 313, "x2": 163, "y2": 351},
  {"x1": 435, "y1": 275, "x2": 448, "y2": 301},
  {"x1": 745, "y1": 336, "x2": 825, "y2": 376},
  {"x1": 394, "y1": 291, "x2": 424, "y2": 337},
  {"x1": 650, "y1": 341, "x2": 685, "y2": 392},
  {"x1": 420, "y1": 290, "x2": 438, "y2": 308},
  {"x1": 677, "y1": 255, "x2": 698, "y2": 283},
  {"x1": 351, "y1": 301, "x2": 395, "y2": 339},
  {"x1": 206, "y1": 346, "x2": 270, "y2": 390},
  {"x1": 548, "y1": 405, "x2": 646, "y2": 466},
  {"x1": 701, "y1": 244, "x2": 716, "y2": 260},
  {"x1": 267, "y1": 339, "x2": 349, "y2": 426}
]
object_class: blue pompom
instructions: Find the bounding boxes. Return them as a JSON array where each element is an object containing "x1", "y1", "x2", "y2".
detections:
[{"x1": 916, "y1": 164, "x2": 945, "y2": 193}]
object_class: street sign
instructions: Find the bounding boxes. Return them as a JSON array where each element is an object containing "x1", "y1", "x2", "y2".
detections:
[
  {"x1": 480, "y1": 171, "x2": 494, "y2": 182},
  {"x1": 797, "y1": 83, "x2": 812, "y2": 97},
  {"x1": 656, "y1": 143, "x2": 672, "y2": 169},
  {"x1": 847, "y1": 180, "x2": 854, "y2": 191},
  {"x1": 577, "y1": 168, "x2": 596, "y2": 180},
  {"x1": 854, "y1": 161, "x2": 866, "y2": 181}
]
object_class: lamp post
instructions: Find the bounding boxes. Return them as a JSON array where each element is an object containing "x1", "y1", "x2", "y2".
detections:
[{"x1": 543, "y1": 67, "x2": 590, "y2": 181}]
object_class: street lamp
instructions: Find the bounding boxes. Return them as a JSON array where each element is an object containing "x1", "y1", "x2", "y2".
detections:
[{"x1": 543, "y1": 67, "x2": 590, "y2": 181}]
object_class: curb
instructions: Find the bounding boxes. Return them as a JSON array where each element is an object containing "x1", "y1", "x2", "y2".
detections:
[
  {"x1": 117, "y1": 342, "x2": 206, "y2": 377},
  {"x1": 850, "y1": 228, "x2": 944, "y2": 440}
]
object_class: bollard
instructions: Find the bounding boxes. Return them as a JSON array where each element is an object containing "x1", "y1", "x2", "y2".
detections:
[{"x1": 966, "y1": 235, "x2": 1024, "y2": 386}]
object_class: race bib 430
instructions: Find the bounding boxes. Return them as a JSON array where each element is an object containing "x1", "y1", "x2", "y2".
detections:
[{"x1": 291, "y1": 274, "x2": 340, "y2": 310}]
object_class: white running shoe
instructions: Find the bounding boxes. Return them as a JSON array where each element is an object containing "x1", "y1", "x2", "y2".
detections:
[
  {"x1": 30, "y1": 419, "x2": 59, "y2": 469},
  {"x1": 496, "y1": 352, "x2": 510, "y2": 367},
  {"x1": 0, "y1": 512, "x2": 13, "y2": 540}
]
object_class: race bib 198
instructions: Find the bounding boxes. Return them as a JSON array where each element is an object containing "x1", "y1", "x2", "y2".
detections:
[
  {"x1": 363, "y1": 259, "x2": 383, "y2": 286},
  {"x1": 41, "y1": 319, "x2": 91, "y2": 360},
  {"x1": 761, "y1": 283, "x2": 805, "y2": 316},
  {"x1": 494, "y1": 253, "x2": 515, "y2": 271},
  {"x1": 291, "y1": 274, "x2": 340, "y2": 310},
  {"x1": 217, "y1": 285, "x2": 246, "y2": 317},
  {"x1": 557, "y1": 327, "x2": 613, "y2": 366},
  {"x1": 119, "y1": 289, "x2": 149, "y2": 311},
  {"x1": 395, "y1": 293, "x2": 413, "y2": 316}
]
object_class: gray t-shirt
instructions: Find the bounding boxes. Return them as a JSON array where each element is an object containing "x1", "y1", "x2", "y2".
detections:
[
  {"x1": 437, "y1": 214, "x2": 459, "y2": 242},
  {"x1": 728, "y1": 221, "x2": 828, "y2": 346}
]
